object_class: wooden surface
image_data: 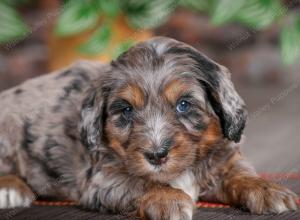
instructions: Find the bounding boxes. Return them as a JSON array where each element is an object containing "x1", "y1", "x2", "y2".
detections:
[{"x1": 0, "y1": 175, "x2": 299, "y2": 220}]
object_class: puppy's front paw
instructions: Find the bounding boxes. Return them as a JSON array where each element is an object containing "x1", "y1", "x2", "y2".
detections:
[
  {"x1": 138, "y1": 187, "x2": 194, "y2": 220},
  {"x1": 0, "y1": 188, "x2": 33, "y2": 209},
  {"x1": 236, "y1": 178, "x2": 299, "y2": 214},
  {"x1": 0, "y1": 175, "x2": 35, "y2": 209}
]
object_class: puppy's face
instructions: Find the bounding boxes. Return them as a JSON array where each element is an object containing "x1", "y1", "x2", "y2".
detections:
[
  {"x1": 81, "y1": 37, "x2": 247, "y2": 183},
  {"x1": 105, "y1": 73, "x2": 215, "y2": 182}
]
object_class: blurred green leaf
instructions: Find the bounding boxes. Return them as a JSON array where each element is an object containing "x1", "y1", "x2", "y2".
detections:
[
  {"x1": 211, "y1": 0, "x2": 247, "y2": 25},
  {"x1": 112, "y1": 40, "x2": 135, "y2": 58},
  {"x1": 122, "y1": 0, "x2": 179, "y2": 29},
  {"x1": 96, "y1": 0, "x2": 120, "y2": 18},
  {"x1": 179, "y1": 0, "x2": 212, "y2": 12},
  {"x1": 280, "y1": 18, "x2": 300, "y2": 65},
  {"x1": 1, "y1": 0, "x2": 29, "y2": 7},
  {"x1": 235, "y1": 0, "x2": 283, "y2": 29},
  {"x1": 78, "y1": 24, "x2": 111, "y2": 55},
  {"x1": 55, "y1": 1, "x2": 99, "y2": 37},
  {"x1": 0, "y1": 2, "x2": 29, "y2": 44}
]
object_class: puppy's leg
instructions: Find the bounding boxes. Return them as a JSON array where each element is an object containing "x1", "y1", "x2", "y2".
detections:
[
  {"x1": 216, "y1": 152, "x2": 299, "y2": 214},
  {"x1": 138, "y1": 186, "x2": 194, "y2": 220},
  {"x1": 0, "y1": 175, "x2": 35, "y2": 209},
  {"x1": 80, "y1": 170, "x2": 194, "y2": 220}
]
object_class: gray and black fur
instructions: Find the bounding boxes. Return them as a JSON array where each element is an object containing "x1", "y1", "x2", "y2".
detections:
[{"x1": 0, "y1": 37, "x2": 297, "y2": 219}]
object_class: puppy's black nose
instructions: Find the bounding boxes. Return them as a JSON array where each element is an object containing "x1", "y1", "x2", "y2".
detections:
[{"x1": 144, "y1": 148, "x2": 168, "y2": 165}]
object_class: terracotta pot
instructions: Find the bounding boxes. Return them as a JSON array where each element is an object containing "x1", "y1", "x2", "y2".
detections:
[{"x1": 47, "y1": 16, "x2": 152, "y2": 70}]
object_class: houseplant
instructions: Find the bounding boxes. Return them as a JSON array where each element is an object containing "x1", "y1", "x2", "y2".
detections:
[{"x1": 1, "y1": 0, "x2": 299, "y2": 67}]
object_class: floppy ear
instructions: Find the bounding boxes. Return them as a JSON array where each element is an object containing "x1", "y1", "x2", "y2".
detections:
[
  {"x1": 80, "y1": 84, "x2": 108, "y2": 151},
  {"x1": 166, "y1": 44, "x2": 247, "y2": 142},
  {"x1": 203, "y1": 66, "x2": 247, "y2": 143}
]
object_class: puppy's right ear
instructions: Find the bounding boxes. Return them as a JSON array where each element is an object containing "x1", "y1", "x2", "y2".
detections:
[{"x1": 80, "y1": 85, "x2": 107, "y2": 151}]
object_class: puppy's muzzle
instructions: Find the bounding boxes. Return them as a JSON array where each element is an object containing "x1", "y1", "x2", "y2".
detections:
[
  {"x1": 143, "y1": 147, "x2": 169, "y2": 166},
  {"x1": 143, "y1": 138, "x2": 174, "y2": 166}
]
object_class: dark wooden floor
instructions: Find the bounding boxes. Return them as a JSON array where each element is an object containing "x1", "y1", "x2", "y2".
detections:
[{"x1": 0, "y1": 177, "x2": 299, "y2": 220}]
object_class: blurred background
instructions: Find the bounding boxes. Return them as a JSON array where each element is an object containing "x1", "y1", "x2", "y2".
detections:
[{"x1": 0, "y1": 0, "x2": 299, "y2": 174}]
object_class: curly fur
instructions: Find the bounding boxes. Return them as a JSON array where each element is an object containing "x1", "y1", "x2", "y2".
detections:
[{"x1": 0, "y1": 37, "x2": 298, "y2": 219}]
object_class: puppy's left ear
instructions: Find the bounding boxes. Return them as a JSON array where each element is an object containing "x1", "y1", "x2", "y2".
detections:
[
  {"x1": 203, "y1": 65, "x2": 247, "y2": 143},
  {"x1": 167, "y1": 45, "x2": 247, "y2": 142}
]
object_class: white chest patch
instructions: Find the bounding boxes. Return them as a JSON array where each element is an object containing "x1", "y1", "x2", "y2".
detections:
[{"x1": 169, "y1": 170, "x2": 199, "y2": 202}]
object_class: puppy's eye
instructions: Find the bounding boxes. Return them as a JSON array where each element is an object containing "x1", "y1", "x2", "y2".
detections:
[
  {"x1": 176, "y1": 100, "x2": 191, "y2": 113},
  {"x1": 122, "y1": 106, "x2": 133, "y2": 118}
]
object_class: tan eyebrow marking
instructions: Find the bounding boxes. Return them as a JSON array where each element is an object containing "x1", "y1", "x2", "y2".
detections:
[
  {"x1": 163, "y1": 79, "x2": 191, "y2": 104},
  {"x1": 118, "y1": 83, "x2": 145, "y2": 108}
]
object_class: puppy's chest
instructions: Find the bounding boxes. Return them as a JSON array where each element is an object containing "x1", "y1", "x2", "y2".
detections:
[{"x1": 169, "y1": 170, "x2": 200, "y2": 202}]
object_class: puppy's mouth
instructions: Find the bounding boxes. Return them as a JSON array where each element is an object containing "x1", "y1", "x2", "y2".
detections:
[
  {"x1": 125, "y1": 145, "x2": 188, "y2": 183},
  {"x1": 140, "y1": 151, "x2": 182, "y2": 182}
]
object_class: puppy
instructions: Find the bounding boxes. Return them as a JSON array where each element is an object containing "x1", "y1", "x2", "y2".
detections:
[{"x1": 0, "y1": 37, "x2": 298, "y2": 219}]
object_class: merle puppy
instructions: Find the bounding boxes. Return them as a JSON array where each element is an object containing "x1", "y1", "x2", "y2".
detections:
[{"x1": 0, "y1": 37, "x2": 298, "y2": 219}]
